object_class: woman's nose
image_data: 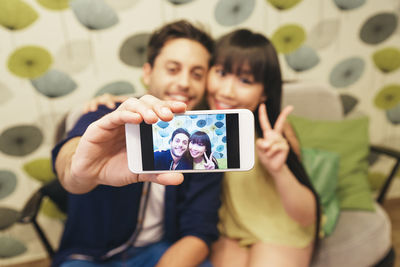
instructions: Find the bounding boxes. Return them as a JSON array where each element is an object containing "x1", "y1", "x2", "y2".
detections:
[{"x1": 219, "y1": 76, "x2": 235, "y2": 97}]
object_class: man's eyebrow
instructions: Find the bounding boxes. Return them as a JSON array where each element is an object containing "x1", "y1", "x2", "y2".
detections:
[{"x1": 165, "y1": 60, "x2": 180, "y2": 65}]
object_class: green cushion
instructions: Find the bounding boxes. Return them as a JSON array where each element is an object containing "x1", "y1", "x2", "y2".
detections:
[
  {"x1": 288, "y1": 115, "x2": 374, "y2": 211},
  {"x1": 301, "y1": 148, "x2": 340, "y2": 236}
]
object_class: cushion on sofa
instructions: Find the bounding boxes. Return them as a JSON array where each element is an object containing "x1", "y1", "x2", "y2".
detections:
[
  {"x1": 301, "y1": 148, "x2": 340, "y2": 236},
  {"x1": 288, "y1": 115, "x2": 374, "y2": 211}
]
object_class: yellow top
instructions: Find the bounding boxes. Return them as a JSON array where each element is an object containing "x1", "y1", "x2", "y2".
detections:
[
  {"x1": 193, "y1": 158, "x2": 206, "y2": 170},
  {"x1": 218, "y1": 155, "x2": 315, "y2": 248}
]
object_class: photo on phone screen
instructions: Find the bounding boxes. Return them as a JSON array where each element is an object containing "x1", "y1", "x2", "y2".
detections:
[{"x1": 139, "y1": 113, "x2": 240, "y2": 171}]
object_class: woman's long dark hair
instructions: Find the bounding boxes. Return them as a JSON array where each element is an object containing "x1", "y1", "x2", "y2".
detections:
[
  {"x1": 189, "y1": 131, "x2": 219, "y2": 169},
  {"x1": 211, "y1": 29, "x2": 321, "y2": 252}
]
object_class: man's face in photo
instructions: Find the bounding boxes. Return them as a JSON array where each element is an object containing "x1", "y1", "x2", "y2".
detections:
[
  {"x1": 142, "y1": 38, "x2": 210, "y2": 110},
  {"x1": 170, "y1": 133, "x2": 189, "y2": 158}
]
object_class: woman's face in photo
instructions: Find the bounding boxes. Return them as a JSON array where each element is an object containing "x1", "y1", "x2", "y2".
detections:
[
  {"x1": 189, "y1": 141, "x2": 206, "y2": 159},
  {"x1": 206, "y1": 64, "x2": 265, "y2": 112}
]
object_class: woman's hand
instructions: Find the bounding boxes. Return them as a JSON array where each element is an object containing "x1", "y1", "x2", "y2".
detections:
[
  {"x1": 256, "y1": 103, "x2": 293, "y2": 175},
  {"x1": 204, "y1": 152, "x2": 216, "y2": 169}
]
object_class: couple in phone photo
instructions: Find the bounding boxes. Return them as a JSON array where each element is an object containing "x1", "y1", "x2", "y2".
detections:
[{"x1": 154, "y1": 128, "x2": 219, "y2": 170}]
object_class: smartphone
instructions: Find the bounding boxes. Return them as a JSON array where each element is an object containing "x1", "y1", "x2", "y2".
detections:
[{"x1": 125, "y1": 109, "x2": 254, "y2": 173}]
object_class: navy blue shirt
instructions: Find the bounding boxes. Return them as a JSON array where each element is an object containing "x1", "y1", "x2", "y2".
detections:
[
  {"x1": 51, "y1": 105, "x2": 222, "y2": 266},
  {"x1": 154, "y1": 150, "x2": 192, "y2": 170}
]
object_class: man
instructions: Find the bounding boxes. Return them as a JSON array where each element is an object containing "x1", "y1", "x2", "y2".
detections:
[
  {"x1": 154, "y1": 128, "x2": 192, "y2": 170},
  {"x1": 52, "y1": 20, "x2": 221, "y2": 267}
]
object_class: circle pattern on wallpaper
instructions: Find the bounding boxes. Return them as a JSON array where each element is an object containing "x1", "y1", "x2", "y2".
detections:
[
  {"x1": 37, "y1": 0, "x2": 69, "y2": 10},
  {"x1": 7, "y1": 46, "x2": 53, "y2": 79},
  {"x1": 0, "y1": 236, "x2": 27, "y2": 258},
  {"x1": 266, "y1": 0, "x2": 302, "y2": 11},
  {"x1": 104, "y1": 0, "x2": 140, "y2": 10},
  {"x1": 54, "y1": 40, "x2": 92, "y2": 74},
  {"x1": 0, "y1": 125, "x2": 43, "y2": 157},
  {"x1": 70, "y1": 0, "x2": 119, "y2": 30},
  {"x1": 271, "y1": 24, "x2": 306, "y2": 54},
  {"x1": 360, "y1": 13, "x2": 398, "y2": 45},
  {"x1": 333, "y1": 0, "x2": 365, "y2": 10},
  {"x1": 0, "y1": 0, "x2": 38, "y2": 30},
  {"x1": 372, "y1": 47, "x2": 400, "y2": 74},
  {"x1": 386, "y1": 103, "x2": 400, "y2": 124},
  {"x1": 167, "y1": 0, "x2": 196, "y2": 5},
  {"x1": 31, "y1": 69, "x2": 77, "y2": 98},
  {"x1": 23, "y1": 158, "x2": 55, "y2": 183},
  {"x1": 374, "y1": 84, "x2": 400, "y2": 110},
  {"x1": 0, "y1": 82, "x2": 13, "y2": 105},
  {"x1": 329, "y1": 57, "x2": 365, "y2": 88},
  {"x1": 0, "y1": 207, "x2": 20, "y2": 230},
  {"x1": 307, "y1": 19, "x2": 339, "y2": 50},
  {"x1": 120, "y1": 33, "x2": 151, "y2": 67},
  {"x1": 0, "y1": 170, "x2": 17, "y2": 200},
  {"x1": 340, "y1": 94, "x2": 359, "y2": 115},
  {"x1": 94, "y1": 81, "x2": 136, "y2": 97},
  {"x1": 214, "y1": 0, "x2": 255, "y2": 27},
  {"x1": 285, "y1": 45, "x2": 319, "y2": 72}
]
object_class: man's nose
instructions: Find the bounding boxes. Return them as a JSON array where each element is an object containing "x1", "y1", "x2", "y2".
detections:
[{"x1": 177, "y1": 71, "x2": 190, "y2": 90}]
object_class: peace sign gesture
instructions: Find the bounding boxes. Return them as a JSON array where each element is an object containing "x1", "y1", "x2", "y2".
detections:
[
  {"x1": 203, "y1": 151, "x2": 216, "y2": 170},
  {"x1": 256, "y1": 103, "x2": 293, "y2": 175}
]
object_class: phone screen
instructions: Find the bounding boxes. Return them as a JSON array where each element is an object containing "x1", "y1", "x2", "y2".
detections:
[{"x1": 139, "y1": 113, "x2": 240, "y2": 171}]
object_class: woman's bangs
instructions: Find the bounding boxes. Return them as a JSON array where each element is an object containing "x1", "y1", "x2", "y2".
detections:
[{"x1": 215, "y1": 45, "x2": 265, "y2": 83}]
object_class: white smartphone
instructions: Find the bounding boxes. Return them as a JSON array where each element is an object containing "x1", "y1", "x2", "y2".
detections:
[{"x1": 125, "y1": 109, "x2": 254, "y2": 173}]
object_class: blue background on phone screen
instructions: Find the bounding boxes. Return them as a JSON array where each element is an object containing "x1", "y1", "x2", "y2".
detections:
[{"x1": 152, "y1": 114, "x2": 228, "y2": 168}]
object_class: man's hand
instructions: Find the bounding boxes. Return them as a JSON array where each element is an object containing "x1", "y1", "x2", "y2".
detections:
[{"x1": 56, "y1": 95, "x2": 187, "y2": 194}]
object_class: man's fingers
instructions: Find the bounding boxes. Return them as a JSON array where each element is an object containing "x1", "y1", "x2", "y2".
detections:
[
  {"x1": 165, "y1": 100, "x2": 187, "y2": 113},
  {"x1": 140, "y1": 173, "x2": 184, "y2": 185},
  {"x1": 94, "y1": 110, "x2": 143, "y2": 131},
  {"x1": 118, "y1": 97, "x2": 159, "y2": 124},
  {"x1": 258, "y1": 103, "x2": 272, "y2": 135},
  {"x1": 139, "y1": 95, "x2": 187, "y2": 122},
  {"x1": 274, "y1": 106, "x2": 294, "y2": 133}
]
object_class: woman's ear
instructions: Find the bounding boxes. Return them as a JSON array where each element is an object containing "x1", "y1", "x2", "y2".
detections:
[{"x1": 142, "y1": 63, "x2": 152, "y2": 87}]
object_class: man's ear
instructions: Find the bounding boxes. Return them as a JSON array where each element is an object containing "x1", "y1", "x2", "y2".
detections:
[{"x1": 142, "y1": 63, "x2": 152, "y2": 87}]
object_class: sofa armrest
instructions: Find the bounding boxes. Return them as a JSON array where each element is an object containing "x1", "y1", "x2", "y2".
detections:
[{"x1": 370, "y1": 145, "x2": 400, "y2": 204}]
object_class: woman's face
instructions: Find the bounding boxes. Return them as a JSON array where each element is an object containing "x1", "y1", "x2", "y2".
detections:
[
  {"x1": 189, "y1": 141, "x2": 206, "y2": 159},
  {"x1": 206, "y1": 64, "x2": 265, "y2": 112}
]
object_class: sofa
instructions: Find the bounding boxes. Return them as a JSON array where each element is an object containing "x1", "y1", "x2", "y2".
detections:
[{"x1": 282, "y1": 81, "x2": 397, "y2": 267}]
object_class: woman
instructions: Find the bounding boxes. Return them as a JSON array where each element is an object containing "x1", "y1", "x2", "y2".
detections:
[
  {"x1": 207, "y1": 29, "x2": 320, "y2": 267},
  {"x1": 188, "y1": 131, "x2": 218, "y2": 170}
]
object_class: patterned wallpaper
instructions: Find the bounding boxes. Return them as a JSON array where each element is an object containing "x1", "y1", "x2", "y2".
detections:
[{"x1": 0, "y1": 0, "x2": 399, "y2": 263}]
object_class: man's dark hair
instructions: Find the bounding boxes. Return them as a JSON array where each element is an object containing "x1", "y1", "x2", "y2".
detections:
[
  {"x1": 147, "y1": 20, "x2": 214, "y2": 67},
  {"x1": 170, "y1": 128, "x2": 190, "y2": 143}
]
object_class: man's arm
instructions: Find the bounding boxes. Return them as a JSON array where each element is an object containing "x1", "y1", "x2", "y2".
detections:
[
  {"x1": 55, "y1": 137, "x2": 99, "y2": 194},
  {"x1": 53, "y1": 96, "x2": 187, "y2": 194},
  {"x1": 156, "y1": 236, "x2": 209, "y2": 267}
]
